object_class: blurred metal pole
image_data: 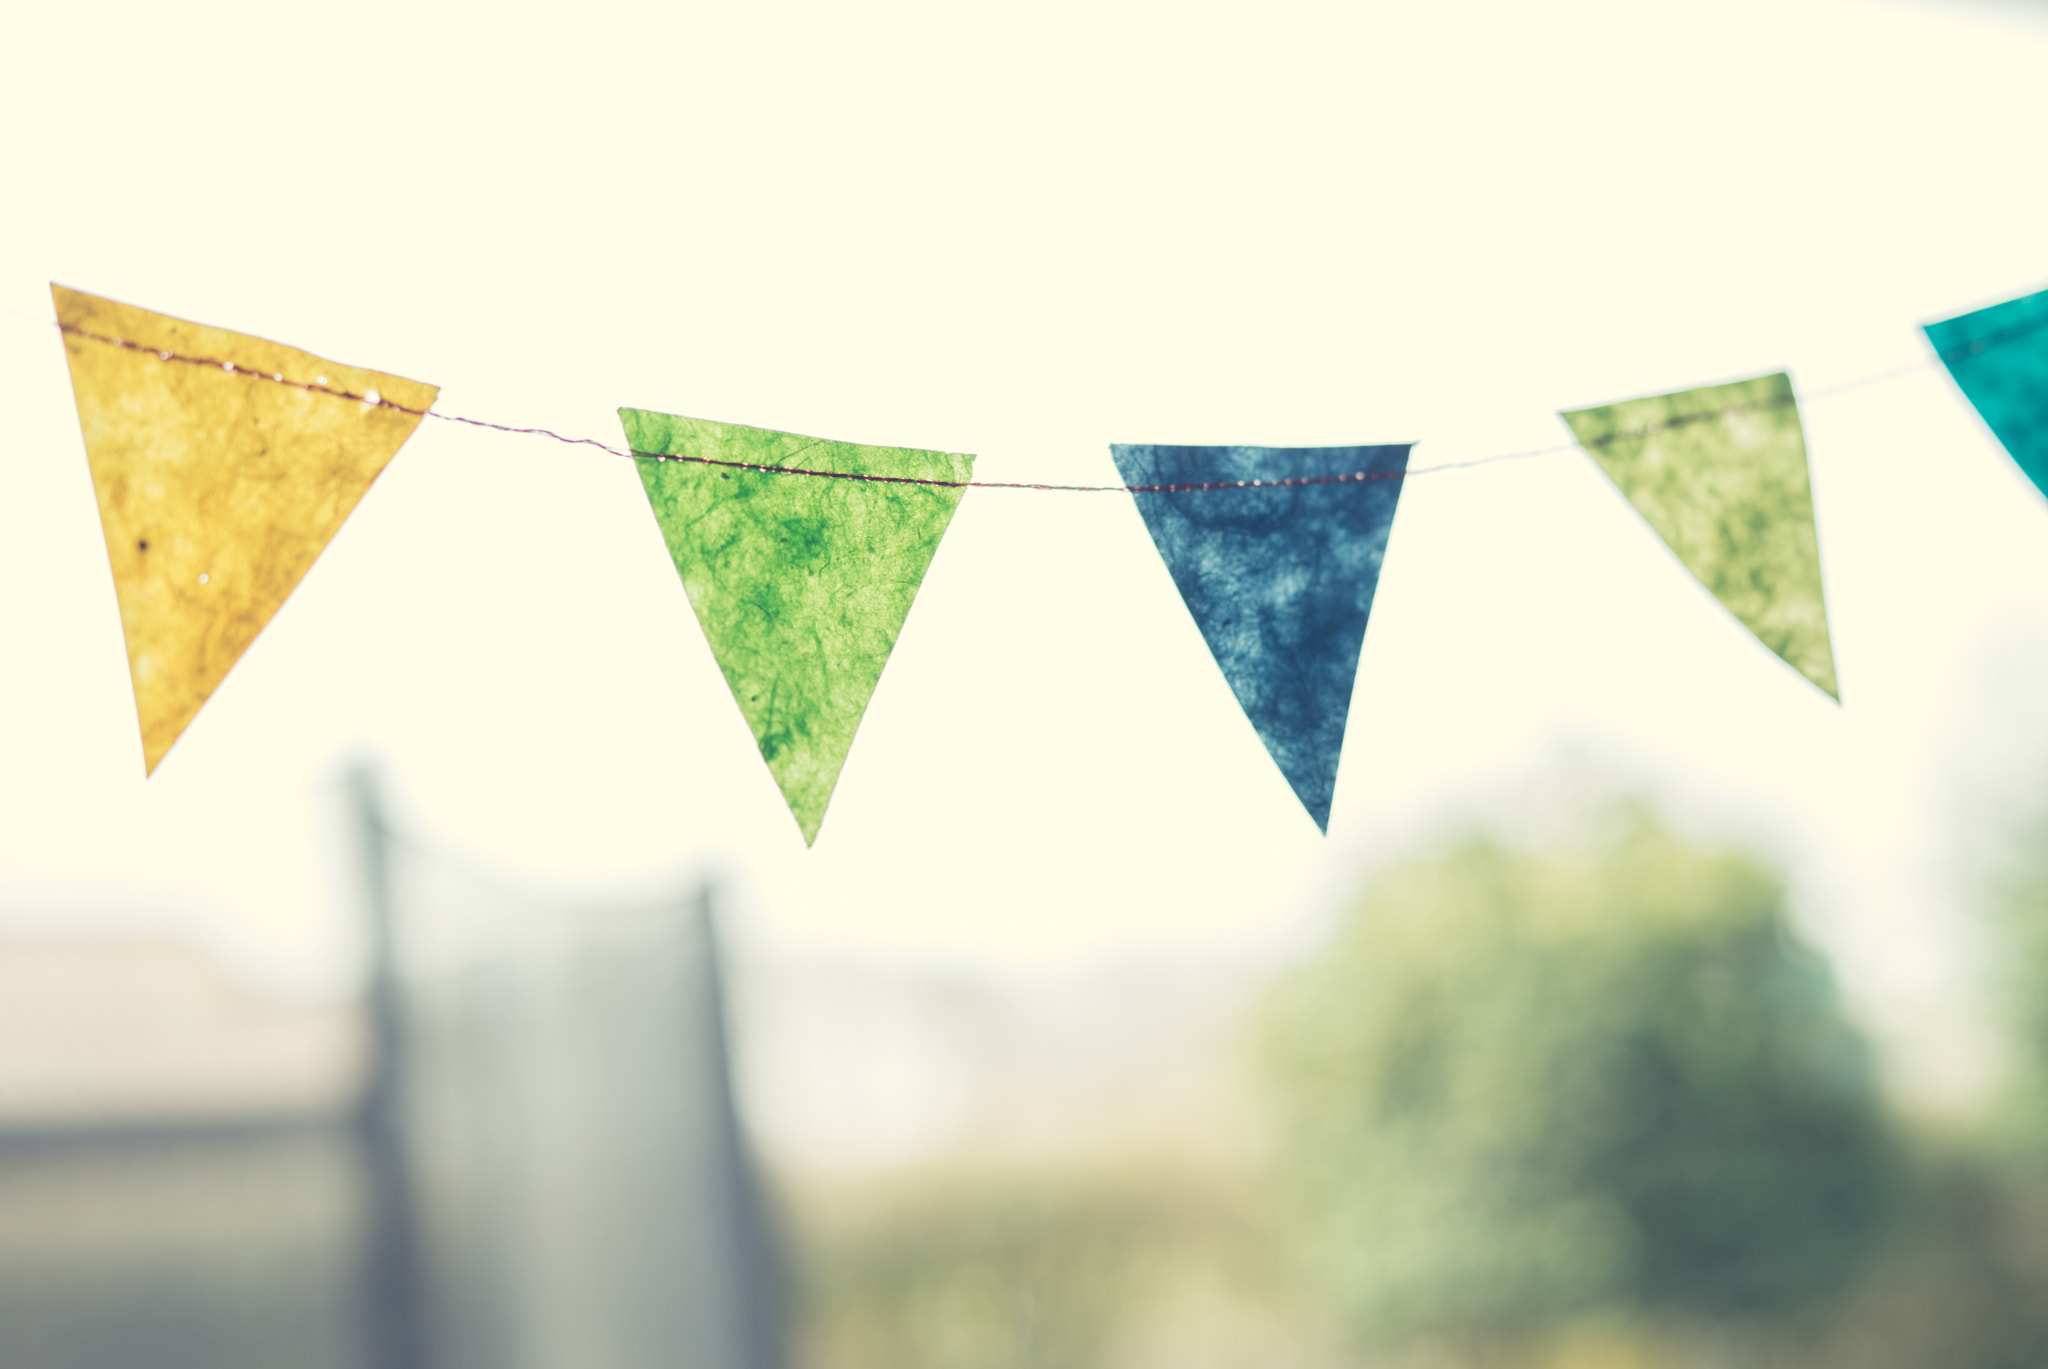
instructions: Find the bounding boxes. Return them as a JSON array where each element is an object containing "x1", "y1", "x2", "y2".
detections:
[
  {"x1": 351, "y1": 765, "x2": 429, "y2": 1369},
  {"x1": 694, "y1": 885, "x2": 789, "y2": 1369}
]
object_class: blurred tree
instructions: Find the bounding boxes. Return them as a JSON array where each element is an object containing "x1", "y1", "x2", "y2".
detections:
[
  {"x1": 1982, "y1": 812, "x2": 2048, "y2": 1150},
  {"x1": 1263, "y1": 809, "x2": 1900, "y2": 1355}
]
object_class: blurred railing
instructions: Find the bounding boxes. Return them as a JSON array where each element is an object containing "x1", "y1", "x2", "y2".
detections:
[{"x1": 0, "y1": 766, "x2": 785, "y2": 1369}]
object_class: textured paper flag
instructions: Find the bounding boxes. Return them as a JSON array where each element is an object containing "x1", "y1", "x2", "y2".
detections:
[
  {"x1": 1561, "y1": 374, "x2": 1838, "y2": 700},
  {"x1": 52, "y1": 285, "x2": 437, "y2": 773},
  {"x1": 1110, "y1": 444, "x2": 1413, "y2": 833},
  {"x1": 622, "y1": 410, "x2": 972, "y2": 845},
  {"x1": 1924, "y1": 287, "x2": 2048, "y2": 498}
]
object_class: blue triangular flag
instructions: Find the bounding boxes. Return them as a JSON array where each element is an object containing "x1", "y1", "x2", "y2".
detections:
[
  {"x1": 1111, "y1": 444, "x2": 1412, "y2": 832},
  {"x1": 1925, "y1": 287, "x2": 2048, "y2": 499}
]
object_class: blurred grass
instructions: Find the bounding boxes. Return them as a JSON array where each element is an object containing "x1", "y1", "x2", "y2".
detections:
[{"x1": 789, "y1": 1163, "x2": 1352, "y2": 1369}]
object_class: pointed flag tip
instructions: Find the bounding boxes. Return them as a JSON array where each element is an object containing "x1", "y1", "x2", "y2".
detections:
[{"x1": 1298, "y1": 786, "x2": 1333, "y2": 835}]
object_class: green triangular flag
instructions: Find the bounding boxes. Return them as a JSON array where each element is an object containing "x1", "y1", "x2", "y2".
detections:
[
  {"x1": 1561, "y1": 372, "x2": 1838, "y2": 699},
  {"x1": 622, "y1": 410, "x2": 974, "y2": 844}
]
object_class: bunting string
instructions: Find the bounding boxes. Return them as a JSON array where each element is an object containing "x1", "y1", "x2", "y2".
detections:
[{"x1": 42, "y1": 314, "x2": 2020, "y2": 494}]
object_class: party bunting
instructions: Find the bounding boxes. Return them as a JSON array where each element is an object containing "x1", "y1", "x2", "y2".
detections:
[
  {"x1": 1110, "y1": 444, "x2": 1413, "y2": 833},
  {"x1": 622, "y1": 411, "x2": 973, "y2": 845},
  {"x1": 52, "y1": 285, "x2": 437, "y2": 773},
  {"x1": 1924, "y1": 287, "x2": 2048, "y2": 500},
  {"x1": 1561, "y1": 373, "x2": 1839, "y2": 700},
  {"x1": 49, "y1": 276, "x2": 2048, "y2": 814}
]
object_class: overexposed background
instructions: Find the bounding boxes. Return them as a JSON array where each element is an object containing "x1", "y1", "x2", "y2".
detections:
[{"x1": 1, "y1": 0, "x2": 2046, "y2": 1115}]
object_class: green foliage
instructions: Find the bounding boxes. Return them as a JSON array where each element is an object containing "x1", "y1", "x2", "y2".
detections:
[
  {"x1": 1980, "y1": 811, "x2": 2048, "y2": 1151},
  {"x1": 1263, "y1": 811, "x2": 1899, "y2": 1351}
]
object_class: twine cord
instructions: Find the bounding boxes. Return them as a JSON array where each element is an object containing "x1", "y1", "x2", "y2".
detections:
[{"x1": 46, "y1": 307, "x2": 2044, "y2": 492}]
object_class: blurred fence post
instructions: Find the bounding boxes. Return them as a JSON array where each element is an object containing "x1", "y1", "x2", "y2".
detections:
[
  {"x1": 351, "y1": 764, "x2": 429, "y2": 1369},
  {"x1": 695, "y1": 885, "x2": 789, "y2": 1369}
]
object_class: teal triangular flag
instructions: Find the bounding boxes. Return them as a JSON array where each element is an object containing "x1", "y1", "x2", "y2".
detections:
[{"x1": 1925, "y1": 288, "x2": 2048, "y2": 500}]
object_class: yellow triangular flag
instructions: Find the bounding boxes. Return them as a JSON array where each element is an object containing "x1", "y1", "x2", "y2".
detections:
[{"x1": 52, "y1": 285, "x2": 438, "y2": 773}]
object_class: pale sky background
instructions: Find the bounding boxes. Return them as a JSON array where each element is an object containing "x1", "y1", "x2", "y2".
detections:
[{"x1": 3, "y1": 0, "x2": 2047, "y2": 1106}]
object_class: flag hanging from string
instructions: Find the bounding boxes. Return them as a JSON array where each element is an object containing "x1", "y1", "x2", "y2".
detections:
[
  {"x1": 1924, "y1": 287, "x2": 2048, "y2": 501},
  {"x1": 1110, "y1": 444, "x2": 1413, "y2": 832},
  {"x1": 622, "y1": 410, "x2": 973, "y2": 845},
  {"x1": 52, "y1": 285, "x2": 437, "y2": 773},
  {"x1": 1561, "y1": 373, "x2": 1839, "y2": 700}
]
